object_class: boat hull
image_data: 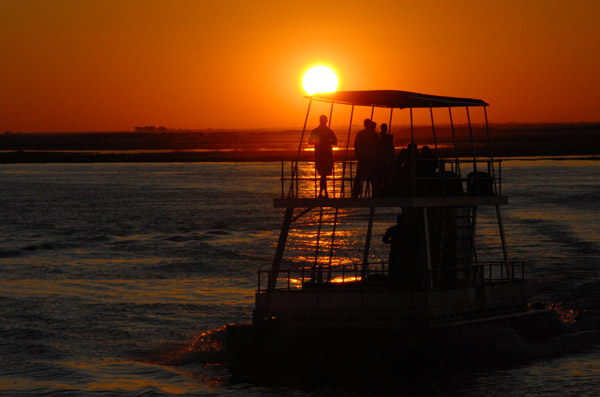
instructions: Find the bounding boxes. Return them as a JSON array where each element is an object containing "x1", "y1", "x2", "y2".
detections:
[
  {"x1": 253, "y1": 281, "x2": 529, "y2": 330},
  {"x1": 226, "y1": 306, "x2": 561, "y2": 387}
]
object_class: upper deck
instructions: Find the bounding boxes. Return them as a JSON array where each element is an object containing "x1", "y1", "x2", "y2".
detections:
[
  {"x1": 279, "y1": 89, "x2": 502, "y2": 209},
  {"x1": 275, "y1": 158, "x2": 507, "y2": 208}
]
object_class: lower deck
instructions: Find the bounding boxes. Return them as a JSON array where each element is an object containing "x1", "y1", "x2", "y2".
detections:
[{"x1": 254, "y1": 278, "x2": 528, "y2": 330}]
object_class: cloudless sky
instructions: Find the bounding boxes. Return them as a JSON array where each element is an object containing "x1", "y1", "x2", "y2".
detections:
[{"x1": 1, "y1": 0, "x2": 599, "y2": 132}]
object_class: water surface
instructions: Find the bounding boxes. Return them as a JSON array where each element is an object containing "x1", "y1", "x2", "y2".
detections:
[{"x1": 0, "y1": 159, "x2": 598, "y2": 395}]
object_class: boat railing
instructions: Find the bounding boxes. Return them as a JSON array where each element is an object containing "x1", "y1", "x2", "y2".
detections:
[
  {"x1": 428, "y1": 261, "x2": 527, "y2": 313},
  {"x1": 257, "y1": 262, "x2": 388, "y2": 292},
  {"x1": 280, "y1": 158, "x2": 503, "y2": 199},
  {"x1": 257, "y1": 260, "x2": 524, "y2": 293},
  {"x1": 429, "y1": 261, "x2": 525, "y2": 289}
]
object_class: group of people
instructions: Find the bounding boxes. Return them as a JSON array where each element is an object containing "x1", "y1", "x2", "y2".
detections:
[
  {"x1": 309, "y1": 115, "x2": 438, "y2": 198},
  {"x1": 351, "y1": 118, "x2": 395, "y2": 198},
  {"x1": 308, "y1": 115, "x2": 437, "y2": 289},
  {"x1": 393, "y1": 143, "x2": 439, "y2": 197}
]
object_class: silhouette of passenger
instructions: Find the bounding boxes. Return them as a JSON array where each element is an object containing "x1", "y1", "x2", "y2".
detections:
[
  {"x1": 383, "y1": 213, "x2": 405, "y2": 287},
  {"x1": 419, "y1": 146, "x2": 437, "y2": 175},
  {"x1": 308, "y1": 115, "x2": 338, "y2": 198},
  {"x1": 352, "y1": 119, "x2": 380, "y2": 198},
  {"x1": 383, "y1": 212, "x2": 422, "y2": 290}
]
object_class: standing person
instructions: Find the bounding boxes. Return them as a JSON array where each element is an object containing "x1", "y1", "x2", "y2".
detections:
[
  {"x1": 383, "y1": 212, "x2": 422, "y2": 290},
  {"x1": 352, "y1": 119, "x2": 380, "y2": 198},
  {"x1": 308, "y1": 115, "x2": 338, "y2": 198}
]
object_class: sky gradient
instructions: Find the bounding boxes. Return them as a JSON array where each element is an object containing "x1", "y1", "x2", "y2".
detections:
[{"x1": 1, "y1": 0, "x2": 599, "y2": 132}]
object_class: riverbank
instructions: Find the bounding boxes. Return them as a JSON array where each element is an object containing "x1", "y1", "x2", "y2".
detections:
[{"x1": 1, "y1": 123, "x2": 598, "y2": 163}]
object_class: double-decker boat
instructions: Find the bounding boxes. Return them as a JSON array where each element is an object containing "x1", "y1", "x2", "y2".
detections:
[{"x1": 227, "y1": 89, "x2": 558, "y2": 374}]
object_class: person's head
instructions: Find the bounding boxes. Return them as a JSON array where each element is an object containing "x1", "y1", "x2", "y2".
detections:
[
  {"x1": 363, "y1": 118, "x2": 371, "y2": 128},
  {"x1": 421, "y1": 145, "x2": 432, "y2": 157},
  {"x1": 372, "y1": 121, "x2": 377, "y2": 131},
  {"x1": 381, "y1": 123, "x2": 388, "y2": 134},
  {"x1": 408, "y1": 143, "x2": 417, "y2": 152},
  {"x1": 319, "y1": 115, "x2": 328, "y2": 125},
  {"x1": 396, "y1": 213, "x2": 403, "y2": 224}
]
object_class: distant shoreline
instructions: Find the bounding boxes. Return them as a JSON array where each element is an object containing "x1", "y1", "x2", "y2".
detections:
[
  {"x1": 1, "y1": 123, "x2": 599, "y2": 163},
  {"x1": 1, "y1": 150, "x2": 599, "y2": 164}
]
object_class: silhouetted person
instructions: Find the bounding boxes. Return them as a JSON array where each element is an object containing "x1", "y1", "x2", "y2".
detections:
[
  {"x1": 383, "y1": 211, "x2": 423, "y2": 290},
  {"x1": 352, "y1": 119, "x2": 380, "y2": 198},
  {"x1": 308, "y1": 115, "x2": 338, "y2": 198}
]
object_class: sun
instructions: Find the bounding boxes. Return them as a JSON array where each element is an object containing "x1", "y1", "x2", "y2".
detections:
[{"x1": 302, "y1": 66, "x2": 338, "y2": 96}]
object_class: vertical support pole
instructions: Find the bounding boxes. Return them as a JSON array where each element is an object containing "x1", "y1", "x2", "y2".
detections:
[
  {"x1": 257, "y1": 270, "x2": 261, "y2": 292},
  {"x1": 312, "y1": 207, "x2": 324, "y2": 282},
  {"x1": 314, "y1": 167, "x2": 317, "y2": 197},
  {"x1": 498, "y1": 160, "x2": 502, "y2": 196},
  {"x1": 268, "y1": 207, "x2": 294, "y2": 292},
  {"x1": 329, "y1": 102, "x2": 336, "y2": 197},
  {"x1": 429, "y1": 105, "x2": 439, "y2": 157},
  {"x1": 484, "y1": 106, "x2": 497, "y2": 194},
  {"x1": 448, "y1": 108, "x2": 460, "y2": 176},
  {"x1": 470, "y1": 206, "x2": 479, "y2": 267},
  {"x1": 495, "y1": 205, "x2": 511, "y2": 280},
  {"x1": 341, "y1": 105, "x2": 355, "y2": 197},
  {"x1": 327, "y1": 208, "x2": 339, "y2": 282},
  {"x1": 423, "y1": 207, "x2": 433, "y2": 289},
  {"x1": 280, "y1": 161, "x2": 284, "y2": 198},
  {"x1": 290, "y1": 161, "x2": 295, "y2": 197},
  {"x1": 361, "y1": 206, "x2": 375, "y2": 280},
  {"x1": 410, "y1": 108, "x2": 414, "y2": 143},
  {"x1": 389, "y1": 107, "x2": 395, "y2": 192},
  {"x1": 289, "y1": 98, "x2": 312, "y2": 198},
  {"x1": 328, "y1": 101, "x2": 335, "y2": 125},
  {"x1": 409, "y1": 107, "x2": 416, "y2": 196},
  {"x1": 332, "y1": 162, "x2": 336, "y2": 198},
  {"x1": 466, "y1": 106, "x2": 478, "y2": 173}
]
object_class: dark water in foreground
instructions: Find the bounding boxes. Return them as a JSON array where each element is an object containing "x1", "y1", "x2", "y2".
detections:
[{"x1": 0, "y1": 159, "x2": 598, "y2": 395}]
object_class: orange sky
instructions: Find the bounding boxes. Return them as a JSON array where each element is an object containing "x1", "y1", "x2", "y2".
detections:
[{"x1": 1, "y1": 0, "x2": 599, "y2": 132}]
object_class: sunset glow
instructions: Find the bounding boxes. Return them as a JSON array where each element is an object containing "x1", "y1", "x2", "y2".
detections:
[
  {"x1": 1, "y1": 1, "x2": 599, "y2": 132},
  {"x1": 303, "y1": 66, "x2": 338, "y2": 96}
]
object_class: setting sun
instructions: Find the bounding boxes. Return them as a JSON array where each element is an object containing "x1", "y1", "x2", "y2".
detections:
[{"x1": 302, "y1": 66, "x2": 338, "y2": 96}]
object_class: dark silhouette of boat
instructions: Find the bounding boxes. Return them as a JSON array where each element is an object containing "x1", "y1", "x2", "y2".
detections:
[{"x1": 226, "y1": 90, "x2": 560, "y2": 384}]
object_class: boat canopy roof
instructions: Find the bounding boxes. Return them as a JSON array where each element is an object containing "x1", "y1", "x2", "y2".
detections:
[{"x1": 309, "y1": 90, "x2": 488, "y2": 109}]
